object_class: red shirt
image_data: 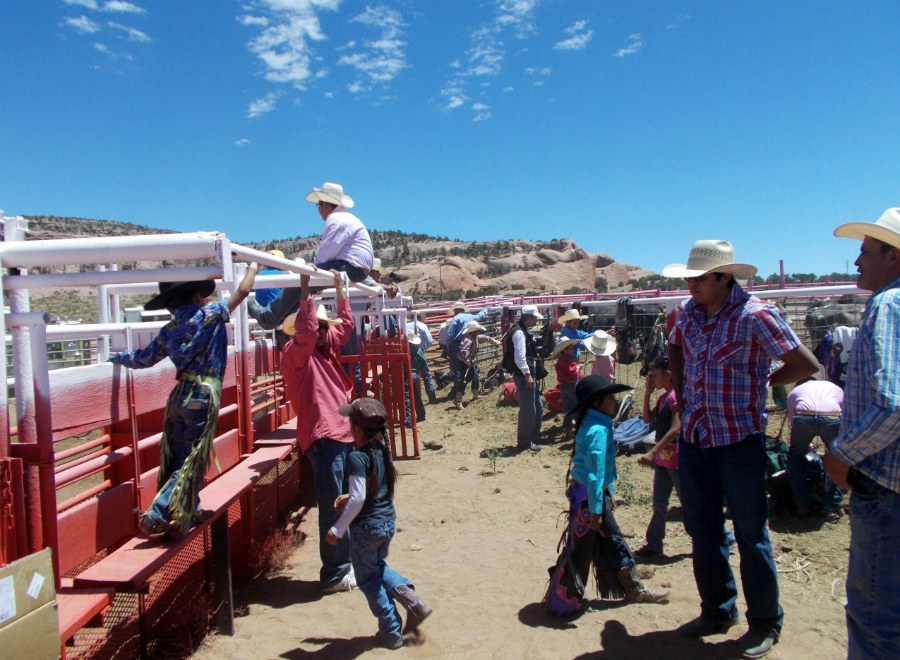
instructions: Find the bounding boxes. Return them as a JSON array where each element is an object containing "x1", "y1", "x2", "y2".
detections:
[
  {"x1": 282, "y1": 297, "x2": 354, "y2": 452},
  {"x1": 555, "y1": 352, "x2": 580, "y2": 384}
]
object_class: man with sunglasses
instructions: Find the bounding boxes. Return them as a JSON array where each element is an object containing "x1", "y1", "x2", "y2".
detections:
[{"x1": 664, "y1": 240, "x2": 817, "y2": 659}]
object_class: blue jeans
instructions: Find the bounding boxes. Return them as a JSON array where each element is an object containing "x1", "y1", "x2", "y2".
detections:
[
  {"x1": 448, "y1": 347, "x2": 466, "y2": 397},
  {"x1": 405, "y1": 372, "x2": 426, "y2": 425},
  {"x1": 559, "y1": 380, "x2": 578, "y2": 429},
  {"x1": 679, "y1": 433, "x2": 783, "y2": 636},
  {"x1": 845, "y1": 470, "x2": 900, "y2": 660},
  {"x1": 513, "y1": 373, "x2": 543, "y2": 448},
  {"x1": 314, "y1": 259, "x2": 371, "y2": 284},
  {"x1": 349, "y1": 518, "x2": 409, "y2": 647},
  {"x1": 645, "y1": 464, "x2": 682, "y2": 552},
  {"x1": 420, "y1": 363, "x2": 436, "y2": 403},
  {"x1": 307, "y1": 438, "x2": 353, "y2": 588},
  {"x1": 788, "y1": 415, "x2": 843, "y2": 511}
]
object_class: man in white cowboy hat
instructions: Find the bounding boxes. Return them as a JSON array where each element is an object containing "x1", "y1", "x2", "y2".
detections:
[
  {"x1": 279, "y1": 269, "x2": 358, "y2": 594},
  {"x1": 664, "y1": 239, "x2": 817, "y2": 658},
  {"x1": 307, "y1": 181, "x2": 374, "y2": 283},
  {"x1": 502, "y1": 305, "x2": 546, "y2": 452},
  {"x1": 445, "y1": 301, "x2": 489, "y2": 409},
  {"x1": 824, "y1": 208, "x2": 900, "y2": 660},
  {"x1": 558, "y1": 308, "x2": 593, "y2": 360},
  {"x1": 370, "y1": 257, "x2": 388, "y2": 283}
]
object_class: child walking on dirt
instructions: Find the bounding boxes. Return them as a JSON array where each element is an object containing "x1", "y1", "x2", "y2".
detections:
[
  {"x1": 110, "y1": 264, "x2": 259, "y2": 538},
  {"x1": 326, "y1": 398, "x2": 433, "y2": 649},
  {"x1": 544, "y1": 375, "x2": 669, "y2": 616}
]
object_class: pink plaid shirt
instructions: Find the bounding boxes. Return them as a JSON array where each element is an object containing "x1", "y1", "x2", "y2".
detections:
[{"x1": 670, "y1": 283, "x2": 801, "y2": 448}]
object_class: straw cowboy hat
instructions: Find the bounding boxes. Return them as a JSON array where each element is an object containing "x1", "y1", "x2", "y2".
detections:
[
  {"x1": 569, "y1": 375, "x2": 632, "y2": 416},
  {"x1": 281, "y1": 305, "x2": 341, "y2": 336},
  {"x1": 584, "y1": 329, "x2": 617, "y2": 357},
  {"x1": 144, "y1": 280, "x2": 215, "y2": 311},
  {"x1": 550, "y1": 338, "x2": 582, "y2": 359},
  {"x1": 834, "y1": 208, "x2": 900, "y2": 250},
  {"x1": 449, "y1": 302, "x2": 469, "y2": 313},
  {"x1": 662, "y1": 240, "x2": 757, "y2": 280},
  {"x1": 371, "y1": 257, "x2": 387, "y2": 275},
  {"x1": 464, "y1": 321, "x2": 486, "y2": 334},
  {"x1": 406, "y1": 328, "x2": 421, "y2": 345},
  {"x1": 305, "y1": 182, "x2": 355, "y2": 208},
  {"x1": 521, "y1": 304, "x2": 544, "y2": 319},
  {"x1": 268, "y1": 249, "x2": 285, "y2": 259},
  {"x1": 557, "y1": 309, "x2": 588, "y2": 325}
]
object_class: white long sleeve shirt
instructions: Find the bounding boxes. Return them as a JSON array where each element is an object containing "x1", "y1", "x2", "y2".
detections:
[{"x1": 314, "y1": 208, "x2": 374, "y2": 271}]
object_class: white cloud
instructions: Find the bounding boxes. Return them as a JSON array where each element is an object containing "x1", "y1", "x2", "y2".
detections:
[
  {"x1": 240, "y1": 15, "x2": 269, "y2": 27},
  {"x1": 553, "y1": 19, "x2": 593, "y2": 51},
  {"x1": 108, "y1": 22, "x2": 150, "y2": 42},
  {"x1": 612, "y1": 33, "x2": 642, "y2": 57},
  {"x1": 247, "y1": 91, "x2": 282, "y2": 118},
  {"x1": 472, "y1": 102, "x2": 491, "y2": 121},
  {"x1": 337, "y1": 6, "x2": 408, "y2": 84},
  {"x1": 103, "y1": 1, "x2": 146, "y2": 14},
  {"x1": 347, "y1": 80, "x2": 367, "y2": 93},
  {"x1": 64, "y1": 0, "x2": 99, "y2": 9},
  {"x1": 234, "y1": 138, "x2": 252, "y2": 147},
  {"x1": 93, "y1": 42, "x2": 112, "y2": 54},
  {"x1": 65, "y1": 15, "x2": 101, "y2": 33}
]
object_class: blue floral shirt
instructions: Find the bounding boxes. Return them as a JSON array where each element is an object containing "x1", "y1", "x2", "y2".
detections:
[{"x1": 110, "y1": 301, "x2": 231, "y2": 381}]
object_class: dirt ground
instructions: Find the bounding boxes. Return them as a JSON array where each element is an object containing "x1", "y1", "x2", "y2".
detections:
[{"x1": 192, "y1": 370, "x2": 850, "y2": 660}]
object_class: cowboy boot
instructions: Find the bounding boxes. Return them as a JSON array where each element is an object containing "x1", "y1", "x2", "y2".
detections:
[
  {"x1": 618, "y1": 565, "x2": 669, "y2": 604},
  {"x1": 453, "y1": 391, "x2": 463, "y2": 409},
  {"x1": 392, "y1": 584, "x2": 433, "y2": 633}
]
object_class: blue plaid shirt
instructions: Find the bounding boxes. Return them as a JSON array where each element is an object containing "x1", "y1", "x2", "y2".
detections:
[
  {"x1": 110, "y1": 301, "x2": 231, "y2": 381},
  {"x1": 832, "y1": 276, "x2": 900, "y2": 493}
]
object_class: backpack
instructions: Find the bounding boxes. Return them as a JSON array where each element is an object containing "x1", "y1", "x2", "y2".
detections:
[
  {"x1": 499, "y1": 381, "x2": 519, "y2": 405},
  {"x1": 614, "y1": 297, "x2": 638, "y2": 365},
  {"x1": 539, "y1": 321, "x2": 555, "y2": 359},
  {"x1": 543, "y1": 387, "x2": 564, "y2": 413}
]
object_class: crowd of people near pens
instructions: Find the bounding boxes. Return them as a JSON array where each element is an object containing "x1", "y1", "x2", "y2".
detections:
[{"x1": 108, "y1": 182, "x2": 899, "y2": 660}]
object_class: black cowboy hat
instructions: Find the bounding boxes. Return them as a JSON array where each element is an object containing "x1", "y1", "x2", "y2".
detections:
[
  {"x1": 144, "y1": 280, "x2": 216, "y2": 311},
  {"x1": 569, "y1": 374, "x2": 632, "y2": 416}
]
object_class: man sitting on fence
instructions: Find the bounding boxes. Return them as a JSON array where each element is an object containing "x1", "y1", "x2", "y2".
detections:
[{"x1": 109, "y1": 265, "x2": 259, "y2": 538}]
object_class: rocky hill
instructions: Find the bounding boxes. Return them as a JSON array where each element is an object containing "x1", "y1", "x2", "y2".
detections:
[{"x1": 18, "y1": 215, "x2": 656, "y2": 295}]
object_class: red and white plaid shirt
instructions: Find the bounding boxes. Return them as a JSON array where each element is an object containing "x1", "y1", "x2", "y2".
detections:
[{"x1": 670, "y1": 283, "x2": 801, "y2": 448}]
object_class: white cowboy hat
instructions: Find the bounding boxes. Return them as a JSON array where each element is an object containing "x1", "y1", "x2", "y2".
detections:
[
  {"x1": 305, "y1": 182, "x2": 355, "y2": 208},
  {"x1": 584, "y1": 329, "x2": 617, "y2": 357},
  {"x1": 371, "y1": 257, "x2": 387, "y2": 275},
  {"x1": 521, "y1": 304, "x2": 544, "y2": 319},
  {"x1": 557, "y1": 309, "x2": 588, "y2": 325},
  {"x1": 834, "y1": 208, "x2": 900, "y2": 251},
  {"x1": 662, "y1": 239, "x2": 757, "y2": 279},
  {"x1": 449, "y1": 302, "x2": 469, "y2": 313},
  {"x1": 464, "y1": 321, "x2": 486, "y2": 334},
  {"x1": 550, "y1": 338, "x2": 582, "y2": 359},
  {"x1": 406, "y1": 328, "x2": 421, "y2": 345}
]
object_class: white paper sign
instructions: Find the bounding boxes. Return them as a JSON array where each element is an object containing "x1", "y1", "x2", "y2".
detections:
[
  {"x1": 0, "y1": 575, "x2": 15, "y2": 624},
  {"x1": 26, "y1": 572, "x2": 45, "y2": 600}
]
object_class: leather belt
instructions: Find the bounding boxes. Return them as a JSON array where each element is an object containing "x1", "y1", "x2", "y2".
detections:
[{"x1": 795, "y1": 410, "x2": 841, "y2": 418}]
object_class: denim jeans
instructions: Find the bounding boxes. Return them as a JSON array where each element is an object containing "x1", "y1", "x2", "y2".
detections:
[
  {"x1": 448, "y1": 347, "x2": 466, "y2": 397},
  {"x1": 419, "y1": 363, "x2": 436, "y2": 403},
  {"x1": 307, "y1": 438, "x2": 353, "y2": 588},
  {"x1": 845, "y1": 471, "x2": 900, "y2": 660},
  {"x1": 513, "y1": 373, "x2": 543, "y2": 448},
  {"x1": 559, "y1": 380, "x2": 578, "y2": 429},
  {"x1": 788, "y1": 415, "x2": 843, "y2": 511},
  {"x1": 314, "y1": 259, "x2": 370, "y2": 283},
  {"x1": 679, "y1": 433, "x2": 783, "y2": 636},
  {"x1": 645, "y1": 464, "x2": 682, "y2": 552},
  {"x1": 405, "y1": 372, "x2": 426, "y2": 425},
  {"x1": 349, "y1": 518, "x2": 410, "y2": 647}
]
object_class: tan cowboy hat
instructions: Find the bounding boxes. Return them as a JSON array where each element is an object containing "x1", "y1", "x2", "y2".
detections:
[
  {"x1": 268, "y1": 249, "x2": 285, "y2": 259},
  {"x1": 406, "y1": 328, "x2": 421, "y2": 345},
  {"x1": 558, "y1": 309, "x2": 588, "y2": 324},
  {"x1": 834, "y1": 208, "x2": 900, "y2": 251},
  {"x1": 464, "y1": 321, "x2": 486, "y2": 334},
  {"x1": 371, "y1": 257, "x2": 387, "y2": 275},
  {"x1": 551, "y1": 338, "x2": 581, "y2": 359},
  {"x1": 305, "y1": 182, "x2": 355, "y2": 208},
  {"x1": 449, "y1": 302, "x2": 468, "y2": 313},
  {"x1": 584, "y1": 329, "x2": 617, "y2": 357},
  {"x1": 662, "y1": 239, "x2": 757, "y2": 279},
  {"x1": 281, "y1": 313, "x2": 298, "y2": 336}
]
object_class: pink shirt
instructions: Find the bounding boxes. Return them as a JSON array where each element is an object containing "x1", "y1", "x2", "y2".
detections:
[
  {"x1": 591, "y1": 354, "x2": 616, "y2": 380},
  {"x1": 282, "y1": 297, "x2": 354, "y2": 452},
  {"x1": 786, "y1": 379, "x2": 844, "y2": 422}
]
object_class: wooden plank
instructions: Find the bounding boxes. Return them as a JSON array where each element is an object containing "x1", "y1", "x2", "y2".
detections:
[
  {"x1": 57, "y1": 483, "x2": 135, "y2": 576},
  {"x1": 57, "y1": 586, "x2": 115, "y2": 641}
]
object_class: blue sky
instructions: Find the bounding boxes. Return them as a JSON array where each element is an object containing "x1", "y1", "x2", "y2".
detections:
[{"x1": 2, "y1": 1, "x2": 898, "y2": 279}]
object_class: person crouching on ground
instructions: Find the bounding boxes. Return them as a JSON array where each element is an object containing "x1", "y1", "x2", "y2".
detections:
[
  {"x1": 326, "y1": 397, "x2": 433, "y2": 649},
  {"x1": 544, "y1": 375, "x2": 669, "y2": 616},
  {"x1": 110, "y1": 264, "x2": 259, "y2": 538}
]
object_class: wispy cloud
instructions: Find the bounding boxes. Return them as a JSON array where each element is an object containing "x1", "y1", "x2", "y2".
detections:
[
  {"x1": 234, "y1": 138, "x2": 252, "y2": 147},
  {"x1": 613, "y1": 33, "x2": 642, "y2": 57},
  {"x1": 108, "y1": 22, "x2": 150, "y2": 42},
  {"x1": 65, "y1": 15, "x2": 102, "y2": 33},
  {"x1": 240, "y1": 0, "x2": 340, "y2": 90},
  {"x1": 441, "y1": 0, "x2": 541, "y2": 121},
  {"x1": 553, "y1": 19, "x2": 593, "y2": 51},
  {"x1": 337, "y1": 5, "x2": 408, "y2": 85},
  {"x1": 64, "y1": 0, "x2": 99, "y2": 8},
  {"x1": 247, "y1": 91, "x2": 283, "y2": 118},
  {"x1": 103, "y1": 1, "x2": 146, "y2": 13}
]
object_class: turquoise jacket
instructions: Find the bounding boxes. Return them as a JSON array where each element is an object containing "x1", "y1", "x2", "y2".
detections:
[{"x1": 570, "y1": 407, "x2": 616, "y2": 514}]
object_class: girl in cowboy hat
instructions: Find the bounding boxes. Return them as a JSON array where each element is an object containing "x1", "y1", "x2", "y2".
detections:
[
  {"x1": 544, "y1": 375, "x2": 669, "y2": 616},
  {"x1": 326, "y1": 397, "x2": 433, "y2": 649}
]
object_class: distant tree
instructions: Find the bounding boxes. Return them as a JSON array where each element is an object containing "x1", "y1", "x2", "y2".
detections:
[
  {"x1": 594, "y1": 276, "x2": 609, "y2": 292},
  {"x1": 563, "y1": 286, "x2": 583, "y2": 294}
]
